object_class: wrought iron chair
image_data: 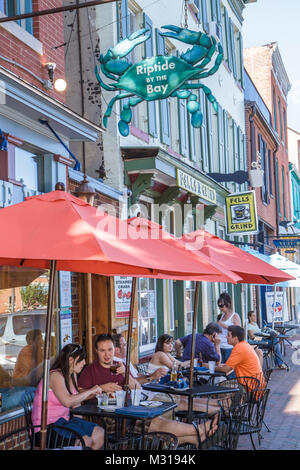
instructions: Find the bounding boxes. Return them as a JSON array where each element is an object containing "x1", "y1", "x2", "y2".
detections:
[
  {"x1": 20, "y1": 390, "x2": 36, "y2": 449},
  {"x1": 234, "y1": 387, "x2": 271, "y2": 450},
  {"x1": 0, "y1": 424, "x2": 88, "y2": 450},
  {"x1": 135, "y1": 362, "x2": 149, "y2": 375}
]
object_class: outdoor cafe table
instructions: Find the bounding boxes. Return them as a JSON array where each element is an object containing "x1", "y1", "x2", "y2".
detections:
[
  {"x1": 70, "y1": 401, "x2": 177, "y2": 449},
  {"x1": 255, "y1": 332, "x2": 290, "y2": 370},
  {"x1": 142, "y1": 382, "x2": 240, "y2": 423}
]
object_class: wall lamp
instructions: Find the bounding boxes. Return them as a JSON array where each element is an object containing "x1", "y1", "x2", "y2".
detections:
[{"x1": 44, "y1": 62, "x2": 67, "y2": 92}]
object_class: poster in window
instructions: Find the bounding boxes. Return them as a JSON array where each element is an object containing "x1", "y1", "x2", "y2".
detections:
[
  {"x1": 265, "y1": 291, "x2": 289, "y2": 323},
  {"x1": 60, "y1": 308, "x2": 73, "y2": 349},
  {"x1": 59, "y1": 271, "x2": 72, "y2": 308},
  {"x1": 115, "y1": 276, "x2": 133, "y2": 318}
]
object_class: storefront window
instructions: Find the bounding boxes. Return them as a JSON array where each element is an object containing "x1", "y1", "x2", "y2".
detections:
[
  {"x1": 0, "y1": 268, "x2": 57, "y2": 413},
  {"x1": 184, "y1": 281, "x2": 196, "y2": 334},
  {"x1": 138, "y1": 278, "x2": 157, "y2": 355}
]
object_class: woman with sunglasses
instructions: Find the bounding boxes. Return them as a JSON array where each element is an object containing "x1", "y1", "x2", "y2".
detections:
[
  {"x1": 217, "y1": 293, "x2": 241, "y2": 364},
  {"x1": 32, "y1": 343, "x2": 104, "y2": 449}
]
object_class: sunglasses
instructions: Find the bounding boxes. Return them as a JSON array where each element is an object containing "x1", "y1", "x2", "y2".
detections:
[
  {"x1": 218, "y1": 303, "x2": 225, "y2": 308},
  {"x1": 70, "y1": 345, "x2": 84, "y2": 356}
]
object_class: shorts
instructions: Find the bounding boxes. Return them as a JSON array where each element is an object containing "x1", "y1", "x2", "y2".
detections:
[{"x1": 53, "y1": 417, "x2": 99, "y2": 438}]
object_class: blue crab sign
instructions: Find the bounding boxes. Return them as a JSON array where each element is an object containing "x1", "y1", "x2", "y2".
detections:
[{"x1": 95, "y1": 25, "x2": 223, "y2": 137}]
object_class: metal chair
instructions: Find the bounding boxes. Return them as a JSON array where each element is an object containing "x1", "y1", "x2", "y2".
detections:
[
  {"x1": 135, "y1": 362, "x2": 149, "y2": 375},
  {"x1": 33, "y1": 424, "x2": 88, "y2": 449},
  {"x1": 20, "y1": 390, "x2": 36, "y2": 448},
  {"x1": 0, "y1": 424, "x2": 88, "y2": 450},
  {"x1": 235, "y1": 387, "x2": 271, "y2": 450}
]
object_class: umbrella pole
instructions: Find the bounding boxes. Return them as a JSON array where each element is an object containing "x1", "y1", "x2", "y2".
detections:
[
  {"x1": 40, "y1": 260, "x2": 57, "y2": 451},
  {"x1": 122, "y1": 277, "x2": 137, "y2": 435},
  {"x1": 272, "y1": 285, "x2": 277, "y2": 330},
  {"x1": 188, "y1": 281, "x2": 200, "y2": 423}
]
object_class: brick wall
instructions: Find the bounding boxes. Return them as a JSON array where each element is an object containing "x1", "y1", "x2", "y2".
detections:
[
  {"x1": 0, "y1": 415, "x2": 29, "y2": 448},
  {"x1": 0, "y1": 0, "x2": 65, "y2": 103}
]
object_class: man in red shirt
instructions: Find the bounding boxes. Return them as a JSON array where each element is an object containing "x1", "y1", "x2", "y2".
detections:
[{"x1": 78, "y1": 334, "x2": 139, "y2": 392}]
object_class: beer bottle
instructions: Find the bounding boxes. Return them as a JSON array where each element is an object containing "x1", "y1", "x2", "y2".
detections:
[{"x1": 198, "y1": 352, "x2": 203, "y2": 367}]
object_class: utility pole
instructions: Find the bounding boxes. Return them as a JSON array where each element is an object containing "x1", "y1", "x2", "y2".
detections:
[{"x1": 0, "y1": 1, "x2": 118, "y2": 24}]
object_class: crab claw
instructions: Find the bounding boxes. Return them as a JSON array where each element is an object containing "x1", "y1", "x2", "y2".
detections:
[
  {"x1": 160, "y1": 25, "x2": 203, "y2": 46},
  {"x1": 110, "y1": 28, "x2": 151, "y2": 59}
]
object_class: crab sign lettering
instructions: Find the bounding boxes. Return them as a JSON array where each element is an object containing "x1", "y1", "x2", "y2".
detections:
[
  {"x1": 147, "y1": 84, "x2": 168, "y2": 95},
  {"x1": 96, "y1": 25, "x2": 224, "y2": 136}
]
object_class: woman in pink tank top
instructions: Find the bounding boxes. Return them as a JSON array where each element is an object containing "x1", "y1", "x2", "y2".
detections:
[{"x1": 32, "y1": 343, "x2": 104, "y2": 450}]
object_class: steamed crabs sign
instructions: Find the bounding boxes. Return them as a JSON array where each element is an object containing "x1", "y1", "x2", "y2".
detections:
[{"x1": 95, "y1": 25, "x2": 223, "y2": 136}]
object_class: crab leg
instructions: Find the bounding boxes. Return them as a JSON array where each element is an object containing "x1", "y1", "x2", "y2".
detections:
[
  {"x1": 103, "y1": 92, "x2": 135, "y2": 128},
  {"x1": 180, "y1": 83, "x2": 218, "y2": 112},
  {"x1": 95, "y1": 65, "x2": 118, "y2": 92}
]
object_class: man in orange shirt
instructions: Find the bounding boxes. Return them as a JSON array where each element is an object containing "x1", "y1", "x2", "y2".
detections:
[{"x1": 218, "y1": 325, "x2": 263, "y2": 385}]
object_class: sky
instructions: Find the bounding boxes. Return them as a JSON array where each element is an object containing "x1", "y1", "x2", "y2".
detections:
[{"x1": 243, "y1": 0, "x2": 300, "y2": 132}]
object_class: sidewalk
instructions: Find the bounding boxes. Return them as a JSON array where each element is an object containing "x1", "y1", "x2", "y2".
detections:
[{"x1": 237, "y1": 333, "x2": 300, "y2": 450}]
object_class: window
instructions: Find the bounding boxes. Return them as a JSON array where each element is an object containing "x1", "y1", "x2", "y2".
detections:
[
  {"x1": 15, "y1": 147, "x2": 39, "y2": 191},
  {"x1": 156, "y1": 28, "x2": 171, "y2": 146},
  {"x1": 273, "y1": 87, "x2": 278, "y2": 133},
  {"x1": 268, "y1": 150, "x2": 273, "y2": 195},
  {"x1": 184, "y1": 281, "x2": 196, "y2": 335},
  {"x1": 0, "y1": 270, "x2": 56, "y2": 413},
  {"x1": 164, "y1": 280, "x2": 175, "y2": 333},
  {"x1": 275, "y1": 157, "x2": 281, "y2": 215},
  {"x1": 4, "y1": 0, "x2": 33, "y2": 34},
  {"x1": 283, "y1": 107, "x2": 287, "y2": 149},
  {"x1": 144, "y1": 14, "x2": 157, "y2": 138},
  {"x1": 278, "y1": 99, "x2": 283, "y2": 144},
  {"x1": 282, "y1": 166, "x2": 286, "y2": 218},
  {"x1": 200, "y1": 89, "x2": 209, "y2": 171},
  {"x1": 138, "y1": 278, "x2": 157, "y2": 354},
  {"x1": 258, "y1": 134, "x2": 269, "y2": 204}
]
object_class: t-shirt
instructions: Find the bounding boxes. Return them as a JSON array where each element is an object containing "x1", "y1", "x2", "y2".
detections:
[
  {"x1": 225, "y1": 341, "x2": 262, "y2": 380},
  {"x1": 78, "y1": 360, "x2": 125, "y2": 389},
  {"x1": 179, "y1": 333, "x2": 220, "y2": 363}
]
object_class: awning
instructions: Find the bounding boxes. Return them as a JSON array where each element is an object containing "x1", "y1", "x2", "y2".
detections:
[{"x1": 243, "y1": 248, "x2": 300, "y2": 287}]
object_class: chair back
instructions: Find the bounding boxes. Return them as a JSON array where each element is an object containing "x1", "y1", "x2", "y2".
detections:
[
  {"x1": 141, "y1": 432, "x2": 178, "y2": 450},
  {"x1": 135, "y1": 362, "x2": 149, "y2": 375},
  {"x1": 33, "y1": 423, "x2": 87, "y2": 449},
  {"x1": 20, "y1": 390, "x2": 36, "y2": 428}
]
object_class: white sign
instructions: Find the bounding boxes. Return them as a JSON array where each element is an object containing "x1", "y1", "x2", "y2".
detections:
[
  {"x1": 59, "y1": 271, "x2": 72, "y2": 308},
  {"x1": 265, "y1": 291, "x2": 289, "y2": 322},
  {"x1": 60, "y1": 308, "x2": 73, "y2": 349},
  {"x1": 115, "y1": 276, "x2": 133, "y2": 318}
]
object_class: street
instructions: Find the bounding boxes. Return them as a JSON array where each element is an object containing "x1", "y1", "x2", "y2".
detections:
[{"x1": 238, "y1": 333, "x2": 300, "y2": 450}]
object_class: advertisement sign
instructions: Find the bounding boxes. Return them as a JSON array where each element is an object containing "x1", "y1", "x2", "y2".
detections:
[
  {"x1": 177, "y1": 169, "x2": 216, "y2": 204},
  {"x1": 60, "y1": 308, "x2": 73, "y2": 349},
  {"x1": 59, "y1": 271, "x2": 72, "y2": 348},
  {"x1": 265, "y1": 291, "x2": 289, "y2": 323},
  {"x1": 225, "y1": 190, "x2": 258, "y2": 235},
  {"x1": 115, "y1": 276, "x2": 133, "y2": 318}
]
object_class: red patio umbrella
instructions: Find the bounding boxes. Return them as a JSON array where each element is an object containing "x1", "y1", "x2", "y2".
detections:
[
  {"x1": 0, "y1": 191, "x2": 237, "y2": 447},
  {"x1": 179, "y1": 230, "x2": 295, "y2": 284}
]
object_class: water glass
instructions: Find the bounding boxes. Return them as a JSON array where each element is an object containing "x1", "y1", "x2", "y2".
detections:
[
  {"x1": 116, "y1": 390, "x2": 126, "y2": 407},
  {"x1": 132, "y1": 389, "x2": 142, "y2": 406},
  {"x1": 208, "y1": 361, "x2": 216, "y2": 373}
]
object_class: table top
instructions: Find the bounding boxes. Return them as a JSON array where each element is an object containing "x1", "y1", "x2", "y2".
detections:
[
  {"x1": 255, "y1": 332, "x2": 290, "y2": 339},
  {"x1": 71, "y1": 401, "x2": 177, "y2": 420},
  {"x1": 267, "y1": 323, "x2": 299, "y2": 331},
  {"x1": 142, "y1": 382, "x2": 239, "y2": 397},
  {"x1": 183, "y1": 367, "x2": 229, "y2": 379}
]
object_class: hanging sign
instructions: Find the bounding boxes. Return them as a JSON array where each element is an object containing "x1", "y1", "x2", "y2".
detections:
[
  {"x1": 225, "y1": 190, "x2": 258, "y2": 235},
  {"x1": 265, "y1": 291, "x2": 289, "y2": 323},
  {"x1": 115, "y1": 276, "x2": 133, "y2": 318},
  {"x1": 177, "y1": 169, "x2": 216, "y2": 204},
  {"x1": 60, "y1": 308, "x2": 73, "y2": 349},
  {"x1": 95, "y1": 25, "x2": 223, "y2": 136},
  {"x1": 273, "y1": 237, "x2": 300, "y2": 248}
]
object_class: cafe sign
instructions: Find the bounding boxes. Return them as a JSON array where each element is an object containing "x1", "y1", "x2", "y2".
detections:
[
  {"x1": 177, "y1": 169, "x2": 217, "y2": 204},
  {"x1": 95, "y1": 25, "x2": 223, "y2": 136},
  {"x1": 225, "y1": 190, "x2": 258, "y2": 235}
]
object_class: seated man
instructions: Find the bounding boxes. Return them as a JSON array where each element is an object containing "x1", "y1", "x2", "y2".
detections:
[
  {"x1": 78, "y1": 334, "x2": 140, "y2": 393},
  {"x1": 218, "y1": 325, "x2": 264, "y2": 389},
  {"x1": 175, "y1": 322, "x2": 222, "y2": 364},
  {"x1": 78, "y1": 333, "x2": 217, "y2": 447}
]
